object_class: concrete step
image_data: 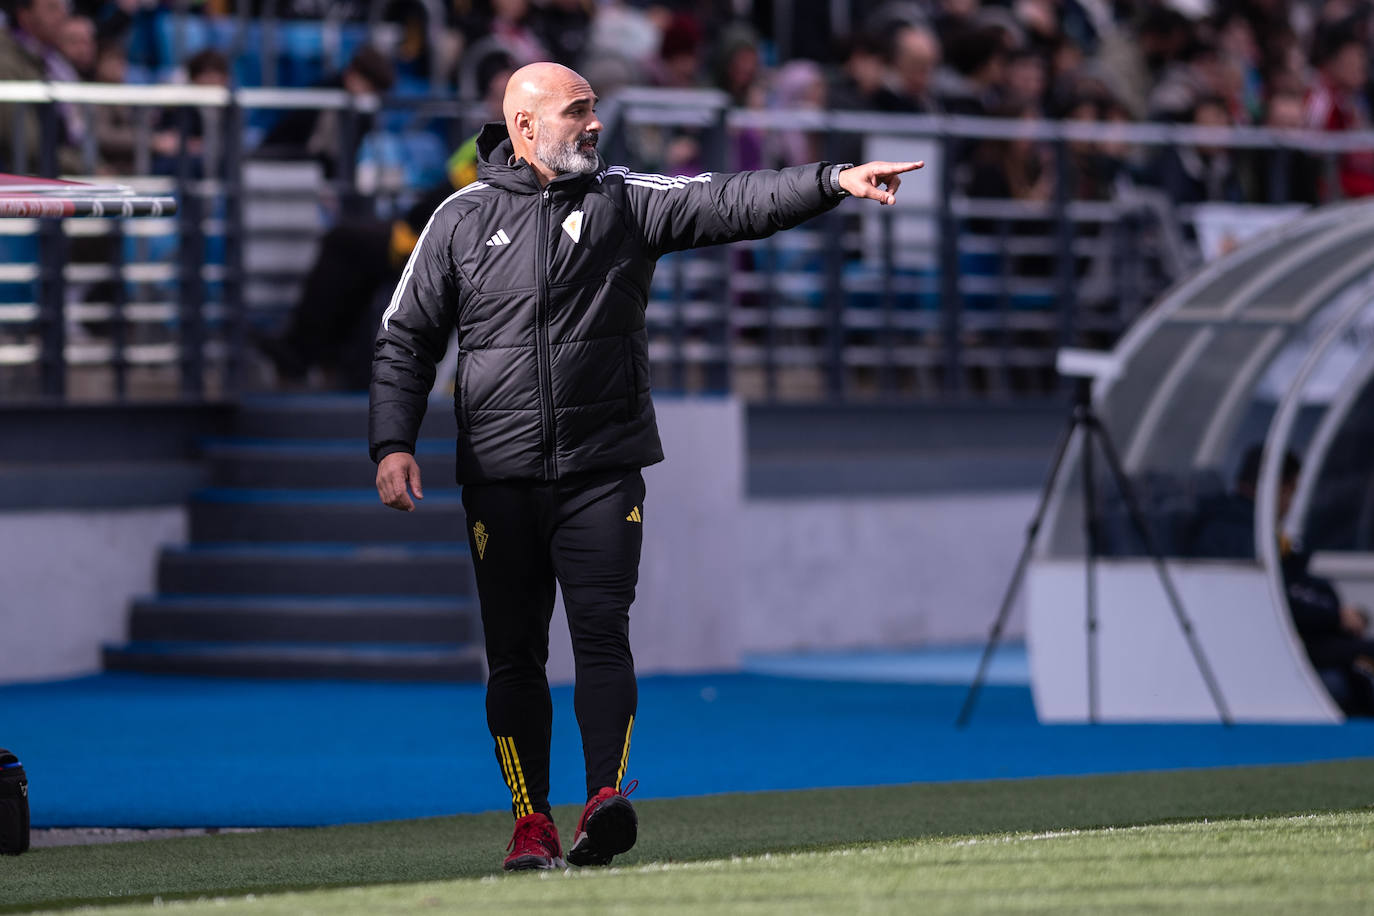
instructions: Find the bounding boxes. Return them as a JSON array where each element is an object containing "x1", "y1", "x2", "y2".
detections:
[
  {"x1": 156, "y1": 543, "x2": 473, "y2": 596},
  {"x1": 129, "y1": 595, "x2": 480, "y2": 644},
  {"x1": 202, "y1": 439, "x2": 455, "y2": 489},
  {"x1": 233, "y1": 394, "x2": 457, "y2": 440},
  {"x1": 187, "y1": 489, "x2": 465, "y2": 542},
  {"x1": 102, "y1": 640, "x2": 486, "y2": 682}
]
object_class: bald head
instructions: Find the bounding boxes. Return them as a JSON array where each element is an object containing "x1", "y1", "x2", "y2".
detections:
[
  {"x1": 503, "y1": 62, "x2": 588, "y2": 125},
  {"x1": 503, "y1": 62, "x2": 603, "y2": 185}
]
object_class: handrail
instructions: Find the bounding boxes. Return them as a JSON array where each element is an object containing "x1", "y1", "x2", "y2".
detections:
[{"x1": 5, "y1": 80, "x2": 1374, "y2": 153}]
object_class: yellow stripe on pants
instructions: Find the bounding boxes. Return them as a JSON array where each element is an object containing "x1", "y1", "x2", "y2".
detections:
[
  {"x1": 615, "y1": 715, "x2": 635, "y2": 789},
  {"x1": 496, "y1": 737, "x2": 528, "y2": 817},
  {"x1": 504, "y1": 736, "x2": 533, "y2": 817}
]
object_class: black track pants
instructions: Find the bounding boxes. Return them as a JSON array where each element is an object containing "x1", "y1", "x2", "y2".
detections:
[{"x1": 462, "y1": 469, "x2": 644, "y2": 818}]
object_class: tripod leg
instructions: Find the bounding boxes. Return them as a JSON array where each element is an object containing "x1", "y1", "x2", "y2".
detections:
[
  {"x1": 1081, "y1": 423, "x2": 1101, "y2": 723},
  {"x1": 956, "y1": 416, "x2": 1082, "y2": 728},
  {"x1": 1089, "y1": 419, "x2": 1233, "y2": 725}
]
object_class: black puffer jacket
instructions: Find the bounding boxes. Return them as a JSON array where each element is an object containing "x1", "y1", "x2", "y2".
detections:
[{"x1": 370, "y1": 122, "x2": 843, "y2": 484}]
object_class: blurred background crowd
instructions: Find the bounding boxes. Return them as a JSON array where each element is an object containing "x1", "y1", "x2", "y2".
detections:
[
  {"x1": 1, "y1": 0, "x2": 1373, "y2": 204},
  {"x1": 6, "y1": 0, "x2": 1374, "y2": 401}
]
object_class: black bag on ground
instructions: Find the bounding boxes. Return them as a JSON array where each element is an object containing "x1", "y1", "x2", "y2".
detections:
[{"x1": 0, "y1": 748, "x2": 30, "y2": 855}]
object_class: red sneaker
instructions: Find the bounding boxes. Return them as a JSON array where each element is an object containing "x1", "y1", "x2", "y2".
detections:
[
  {"x1": 566, "y1": 780, "x2": 638, "y2": 867},
  {"x1": 503, "y1": 812, "x2": 565, "y2": 871}
]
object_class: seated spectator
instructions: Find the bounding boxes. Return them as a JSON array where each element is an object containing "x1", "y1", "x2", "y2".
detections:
[
  {"x1": 828, "y1": 31, "x2": 886, "y2": 113},
  {"x1": 1145, "y1": 95, "x2": 1245, "y2": 206},
  {"x1": 1190, "y1": 446, "x2": 1374, "y2": 715},
  {"x1": 649, "y1": 12, "x2": 704, "y2": 90},
  {"x1": 712, "y1": 21, "x2": 764, "y2": 109},
  {"x1": 89, "y1": 34, "x2": 136, "y2": 174},
  {"x1": 1148, "y1": 34, "x2": 1229, "y2": 123},
  {"x1": 765, "y1": 60, "x2": 828, "y2": 167},
  {"x1": 966, "y1": 102, "x2": 1052, "y2": 204},
  {"x1": 0, "y1": 0, "x2": 90, "y2": 173},
  {"x1": 1284, "y1": 533, "x2": 1374, "y2": 716},
  {"x1": 532, "y1": 0, "x2": 592, "y2": 70},
  {"x1": 938, "y1": 23, "x2": 1009, "y2": 117},
  {"x1": 56, "y1": 12, "x2": 95, "y2": 79},
  {"x1": 455, "y1": 0, "x2": 549, "y2": 70},
  {"x1": 1188, "y1": 446, "x2": 1295, "y2": 559},
  {"x1": 1304, "y1": 27, "x2": 1374, "y2": 199},
  {"x1": 1003, "y1": 47, "x2": 1048, "y2": 113},
  {"x1": 874, "y1": 23, "x2": 942, "y2": 114},
  {"x1": 1240, "y1": 89, "x2": 1321, "y2": 205},
  {"x1": 1061, "y1": 90, "x2": 1132, "y2": 201},
  {"x1": 151, "y1": 48, "x2": 232, "y2": 176},
  {"x1": 933, "y1": 0, "x2": 979, "y2": 47},
  {"x1": 256, "y1": 44, "x2": 395, "y2": 180}
]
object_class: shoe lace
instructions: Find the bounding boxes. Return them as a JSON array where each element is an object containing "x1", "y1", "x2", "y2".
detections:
[
  {"x1": 621, "y1": 779, "x2": 638, "y2": 798},
  {"x1": 508, "y1": 816, "x2": 559, "y2": 855}
]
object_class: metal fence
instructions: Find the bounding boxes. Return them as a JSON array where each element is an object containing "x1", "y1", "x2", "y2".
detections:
[{"x1": 2, "y1": 81, "x2": 1371, "y2": 404}]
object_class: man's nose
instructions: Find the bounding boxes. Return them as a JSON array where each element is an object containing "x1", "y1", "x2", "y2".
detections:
[{"x1": 588, "y1": 116, "x2": 603, "y2": 133}]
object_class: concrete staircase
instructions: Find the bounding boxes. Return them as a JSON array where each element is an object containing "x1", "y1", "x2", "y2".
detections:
[{"x1": 103, "y1": 395, "x2": 484, "y2": 681}]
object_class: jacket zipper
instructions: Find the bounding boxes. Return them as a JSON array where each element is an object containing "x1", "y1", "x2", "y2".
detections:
[{"x1": 535, "y1": 188, "x2": 558, "y2": 479}]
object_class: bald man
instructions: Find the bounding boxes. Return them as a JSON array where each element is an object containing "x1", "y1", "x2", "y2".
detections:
[{"x1": 370, "y1": 63, "x2": 922, "y2": 871}]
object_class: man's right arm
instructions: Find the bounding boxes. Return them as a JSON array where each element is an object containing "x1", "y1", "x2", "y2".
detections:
[
  {"x1": 369, "y1": 206, "x2": 460, "y2": 481},
  {"x1": 617, "y1": 164, "x2": 842, "y2": 258}
]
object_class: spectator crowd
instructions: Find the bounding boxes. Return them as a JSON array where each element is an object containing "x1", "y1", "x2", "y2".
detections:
[{"x1": 0, "y1": 0, "x2": 1372, "y2": 206}]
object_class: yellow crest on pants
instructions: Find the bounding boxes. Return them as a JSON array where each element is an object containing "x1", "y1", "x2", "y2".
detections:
[{"x1": 473, "y1": 521, "x2": 488, "y2": 560}]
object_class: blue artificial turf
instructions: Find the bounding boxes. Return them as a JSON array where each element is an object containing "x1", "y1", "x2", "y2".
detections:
[{"x1": 1, "y1": 670, "x2": 1372, "y2": 827}]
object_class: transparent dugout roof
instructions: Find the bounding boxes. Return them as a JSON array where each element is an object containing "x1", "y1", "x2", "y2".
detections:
[{"x1": 1044, "y1": 200, "x2": 1374, "y2": 559}]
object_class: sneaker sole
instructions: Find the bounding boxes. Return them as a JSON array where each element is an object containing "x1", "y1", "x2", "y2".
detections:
[
  {"x1": 503, "y1": 854, "x2": 566, "y2": 872},
  {"x1": 566, "y1": 796, "x2": 637, "y2": 867}
]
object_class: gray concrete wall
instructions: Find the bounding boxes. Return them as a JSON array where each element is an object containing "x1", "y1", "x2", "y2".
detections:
[
  {"x1": 546, "y1": 397, "x2": 1035, "y2": 682},
  {"x1": 0, "y1": 399, "x2": 1035, "y2": 685},
  {"x1": 0, "y1": 508, "x2": 185, "y2": 683}
]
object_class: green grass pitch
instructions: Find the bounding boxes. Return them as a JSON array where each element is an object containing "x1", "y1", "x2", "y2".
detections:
[{"x1": 5, "y1": 760, "x2": 1373, "y2": 914}]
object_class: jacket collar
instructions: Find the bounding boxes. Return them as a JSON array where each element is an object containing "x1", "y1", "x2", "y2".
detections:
[{"x1": 475, "y1": 121, "x2": 603, "y2": 196}]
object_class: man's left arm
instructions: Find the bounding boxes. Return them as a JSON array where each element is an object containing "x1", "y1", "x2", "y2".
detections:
[{"x1": 622, "y1": 160, "x2": 923, "y2": 256}]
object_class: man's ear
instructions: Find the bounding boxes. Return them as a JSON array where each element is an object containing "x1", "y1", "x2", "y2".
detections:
[{"x1": 515, "y1": 111, "x2": 535, "y2": 140}]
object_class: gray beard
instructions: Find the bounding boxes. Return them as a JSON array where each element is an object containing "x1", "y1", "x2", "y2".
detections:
[{"x1": 536, "y1": 130, "x2": 600, "y2": 175}]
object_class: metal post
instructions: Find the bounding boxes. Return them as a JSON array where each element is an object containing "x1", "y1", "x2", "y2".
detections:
[
  {"x1": 223, "y1": 97, "x2": 247, "y2": 394},
  {"x1": 337, "y1": 99, "x2": 362, "y2": 218},
  {"x1": 995, "y1": 217, "x2": 1012, "y2": 393},
  {"x1": 763, "y1": 233, "x2": 778, "y2": 401},
  {"x1": 37, "y1": 101, "x2": 64, "y2": 398},
  {"x1": 37, "y1": 101, "x2": 59, "y2": 178},
  {"x1": 879, "y1": 206, "x2": 896, "y2": 395},
  {"x1": 109, "y1": 218, "x2": 128, "y2": 399},
  {"x1": 1053, "y1": 137, "x2": 1077, "y2": 358},
  {"x1": 36, "y1": 217, "x2": 67, "y2": 399},
  {"x1": 1269, "y1": 148, "x2": 1291, "y2": 204},
  {"x1": 937, "y1": 133, "x2": 961, "y2": 394},
  {"x1": 1080, "y1": 393, "x2": 1101, "y2": 724},
  {"x1": 175, "y1": 105, "x2": 205, "y2": 398},
  {"x1": 823, "y1": 210, "x2": 845, "y2": 399}
]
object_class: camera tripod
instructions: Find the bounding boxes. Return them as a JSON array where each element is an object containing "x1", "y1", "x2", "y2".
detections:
[{"x1": 955, "y1": 377, "x2": 1232, "y2": 727}]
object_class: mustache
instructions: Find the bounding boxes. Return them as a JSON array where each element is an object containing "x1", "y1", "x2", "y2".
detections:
[{"x1": 578, "y1": 132, "x2": 599, "y2": 146}]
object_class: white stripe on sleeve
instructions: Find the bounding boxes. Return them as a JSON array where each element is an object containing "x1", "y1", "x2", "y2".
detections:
[{"x1": 380, "y1": 181, "x2": 488, "y2": 332}]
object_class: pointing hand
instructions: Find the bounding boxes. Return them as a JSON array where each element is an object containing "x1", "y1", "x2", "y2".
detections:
[{"x1": 838, "y1": 160, "x2": 925, "y2": 206}]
